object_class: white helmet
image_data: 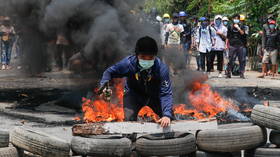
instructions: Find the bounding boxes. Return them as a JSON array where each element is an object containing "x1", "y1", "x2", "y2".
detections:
[{"x1": 222, "y1": 17, "x2": 229, "y2": 21}]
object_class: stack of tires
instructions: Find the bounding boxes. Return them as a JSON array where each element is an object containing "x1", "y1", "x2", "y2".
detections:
[
  {"x1": 247, "y1": 105, "x2": 280, "y2": 157},
  {"x1": 9, "y1": 127, "x2": 70, "y2": 157},
  {"x1": 0, "y1": 129, "x2": 20, "y2": 157}
]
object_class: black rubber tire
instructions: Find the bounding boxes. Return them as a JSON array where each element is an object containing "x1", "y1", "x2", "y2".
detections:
[
  {"x1": 71, "y1": 136, "x2": 132, "y2": 157},
  {"x1": 10, "y1": 127, "x2": 70, "y2": 157},
  {"x1": 196, "y1": 125, "x2": 267, "y2": 152},
  {"x1": 0, "y1": 147, "x2": 19, "y2": 157},
  {"x1": 251, "y1": 105, "x2": 280, "y2": 130},
  {"x1": 135, "y1": 132, "x2": 196, "y2": 156},
  {"x1": 270, "y1": 130, "x2": 280, "y2": 146},
  {"x1": 0, "y1": 130, "x2": 9, "y2": 148},
  {"x1": 196, "y1": 150, "x2": 233, "y2": 157},
  {"x1": 254, "y1": 148, "x2": 280, "y2": 157},
  {"x1": 218, "y1": 123, "x2": 254, "y2": 129}
]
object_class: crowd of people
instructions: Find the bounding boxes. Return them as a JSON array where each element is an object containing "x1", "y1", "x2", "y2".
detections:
[{"x1": 158, "y1": 12, "x2": 280, "y2": 79}]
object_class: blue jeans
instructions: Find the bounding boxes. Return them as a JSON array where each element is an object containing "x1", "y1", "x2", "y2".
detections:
[{"x1": 1, "y1": 41, "x2": 12, "y2": 65}]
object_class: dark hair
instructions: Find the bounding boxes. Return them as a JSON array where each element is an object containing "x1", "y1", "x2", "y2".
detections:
[
  {"x1": 135, "y1": 36, "x2": 158, "y2": 56},
  {"x1": 232, "y1": 14, "x2": 240, "y2": 19}
]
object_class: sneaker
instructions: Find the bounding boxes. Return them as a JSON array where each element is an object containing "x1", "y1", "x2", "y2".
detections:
[
  {"x1": 218, "y1": 73, "x2": 223, "y2": 78},
  {"x1": 240, "y1": 74, "x2": 245, "y2": 79},
  {"x1": 1, "y1": 65, "x2": 6, "y2": 70}
]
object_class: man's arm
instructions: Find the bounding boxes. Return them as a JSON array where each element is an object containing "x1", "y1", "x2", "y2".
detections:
[
  {"x1": 100, "y1": 57, "x2": 130, "y2": 86},
  {"x1": 159, "y1": 64, "x2": 173, "y2": 119}
]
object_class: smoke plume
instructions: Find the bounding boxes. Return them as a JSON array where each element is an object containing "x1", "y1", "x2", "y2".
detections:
[{"x1": 3, "y1": 0, "x2": 159, "y2": 75}]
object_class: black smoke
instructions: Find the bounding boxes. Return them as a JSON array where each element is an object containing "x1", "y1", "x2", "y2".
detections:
[{"x1": 4, "y1": 0, "x2": 159, "y2": 75}]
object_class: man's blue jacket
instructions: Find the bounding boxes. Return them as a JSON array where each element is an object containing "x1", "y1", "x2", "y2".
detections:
[{"x1": 100, "y1": 55, "x2": 173, "y2": 118}]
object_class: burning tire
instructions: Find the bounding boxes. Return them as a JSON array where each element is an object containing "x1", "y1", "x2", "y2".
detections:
[
  {"x1": 253, "y1": 148, "x2": 280, "y2": 157},
  {"x1": 196, "y1": 125, "x2": 267, "y2": 152},
  {"x1": 135, "y1": 132, "x2": 196, "y2": 156},
  {"x1": 10, "y1": 127, "x2": 70, "y2": 157},
  {"x1": 196, "y1": 150, "x2": 233, "y2": 157},
  {"x1": 270, "y1": 130, "x2": 280, "y2": 146},
  {"x1": 71, "y1": 135, "x2": 132, "y2": 157},
  {"x1": 251, "y1": 105, "x2": 280, "y2": 130},
  {"x1": 0, "y1": 147, "x2": 19, "y2": 157},
  {"x1": 0, "y1": 130, "x2": 9, "y2": 148}
]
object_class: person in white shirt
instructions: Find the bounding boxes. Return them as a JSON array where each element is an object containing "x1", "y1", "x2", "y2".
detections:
[
  {"x1": 210, "y1": 15, "x2": 228, "y2": 78},
  {"x1": 160, "y1": 13, "x2": 170, "y2": 48},
  {"x1": 195, "y1": 17, "x2": 216, "y2": 73},
  {"x1": 165, "y1": 13, "x2": 184, "y2": 49}
]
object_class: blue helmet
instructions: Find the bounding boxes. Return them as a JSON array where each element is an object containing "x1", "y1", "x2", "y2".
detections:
[
  {"x1": 199, "y1": 17, "x2": 208, "y2": 21},
  {"x1": 179, "y1": 11, "x2": 187, "y2": 17}
]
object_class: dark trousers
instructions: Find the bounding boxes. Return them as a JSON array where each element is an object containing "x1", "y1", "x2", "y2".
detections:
[
  {"x1": 227, "y1": 46, "x2": 246, "y2": 74},
  {"x1": 210, "y1": 50, "x2": 224, "y2": 72},
  {"x1": 123, "y1": 92, "x2": 162, "y2": 121},
  {"x1": 55, "y1": 44, "x2": 72, "y2": 69},
  {"x1": 200, "y1": 52, "x2": 211, "y2": 72}
]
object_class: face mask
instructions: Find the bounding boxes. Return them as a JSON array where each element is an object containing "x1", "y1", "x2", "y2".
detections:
[
  {"x1": 163, "y1": 18, "x2": 170, "y2": 24},
  {"x1": 215, "y1": 20, "x2": 221, "y2": 26},
  {"x1": 269, "y1": 24, "x2": 276, "y2": 29},
  {"x1": 139, "y1": 59, "x2": 155, "y2": 70},
  {"x1": 223, "y1": 21, "x2": 228, "y2": 26},
  {"x1": 201, "y1": 22, "x2": 208, "y2": 28},
  {"x1": 233, "y1": 19, "x2": 240, "y2": 24}
]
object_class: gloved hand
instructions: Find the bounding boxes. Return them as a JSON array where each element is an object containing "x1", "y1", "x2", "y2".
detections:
[{"x1": 97, "y1": 82, "x2": 112, "y2": 102}]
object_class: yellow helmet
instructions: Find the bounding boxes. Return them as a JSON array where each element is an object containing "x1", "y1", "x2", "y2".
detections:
[
  {"x1": 240, "y1": 14, "x2": 246, "y2": 21},
  {"x1": 163, "y1": 13, "x2": 170, "y2": 19}
]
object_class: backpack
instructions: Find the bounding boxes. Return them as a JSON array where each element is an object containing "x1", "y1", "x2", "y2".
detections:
[{"x1": 198, "y1": 26, "x2": 213, "y2": 46}]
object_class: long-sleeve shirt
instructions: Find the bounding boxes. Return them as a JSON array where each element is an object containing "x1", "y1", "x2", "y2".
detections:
[
  {"x1": 196, "y1": 26, "x2": 216, "y2": 53},
  {"x1": 212, "y1": 24, "x2": 227, "y2": 51},
  {"x1": 100, "y1": 55, "x2": 173, "y2": 118}
]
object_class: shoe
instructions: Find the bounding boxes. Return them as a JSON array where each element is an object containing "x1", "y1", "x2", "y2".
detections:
[
  {"x1": 226, "y1": 73, "x2": 231, "y2": 78},
  {"x1": 240, "y1": 74, "x2": 245, "y2": 79},
  {"x1": 1, "y1": 65, "x2": 6, "y2": 70},
  {"x1": 218, "y1": 73, "x2": 223, "y2": 78}
]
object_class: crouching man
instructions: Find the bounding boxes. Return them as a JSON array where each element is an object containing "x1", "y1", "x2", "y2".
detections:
[{"x1": 99, "y1": 36, "x2": 173, "y2": 127}]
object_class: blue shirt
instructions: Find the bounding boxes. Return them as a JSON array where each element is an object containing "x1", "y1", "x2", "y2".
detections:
[{"x1": 100, "y1": 55, "x2": 173, "y2": 118}]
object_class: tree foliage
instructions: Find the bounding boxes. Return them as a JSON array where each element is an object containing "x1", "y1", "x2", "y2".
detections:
[{"x1": 144, "y1": 0, "x2": 280, "y2": 32}]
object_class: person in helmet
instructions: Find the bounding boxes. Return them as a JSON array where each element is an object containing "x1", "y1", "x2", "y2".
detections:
[
  {"x1": 165, "y1": 13, "x2": 184, "y2": 48},
  {"x1": 160, "y1": 13, "x2": 171, "y2": 47},
  {"x1": 222, "y1": 17, "x2": 230, "y2": 28},
  {"x1": 99, "y1": 36, "x2": 173, "y2": 127},
  {"x1": 240, "y1": 14, "x2": 249, "y2": 35},
  {"x1": 210, "y1": 15, "x2": 228, "y2": 78},
  {"x1": 179, "y1": 11, "x2": 192, "y2": 66},
  {"x1": 226, "y1": 14, "x2": 247, "y2": 79},
  {"x1": 258, "y1": 20, "x2": 280, "y2": 78},
  {"x1": 195, "y1": 17, "x2": 216, "y2": 73}
]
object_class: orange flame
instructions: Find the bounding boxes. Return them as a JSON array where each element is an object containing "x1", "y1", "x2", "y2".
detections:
[{"x1": 81, "y1": 80, "x2": 245, "y2": 123}]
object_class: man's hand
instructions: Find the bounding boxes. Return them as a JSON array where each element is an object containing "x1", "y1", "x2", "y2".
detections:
[
  {"x1": 157, "y1": 116, "x2": 171, "y2": 128},
  {"x1": 233, "y1": 24, "x2": 240, "y2": 30}
]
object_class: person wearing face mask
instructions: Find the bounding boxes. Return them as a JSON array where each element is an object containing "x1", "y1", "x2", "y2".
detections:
[
  {"x1": 165, "y1": 13, "x2": 184, "y2": 48},
  {"x1": 195, "y1": 17, "x2": 216, "y2": 74},
  {"x1": 258, "y1": 20, "x2": 280, "y2": 78},
  {"x1": 160, "y1": 13, "x2": 170, "y2": 48},
  {"x1": 222, "y1": 17, "x2": 230, "y2": 28},
  {"x1": 99, "y1": 36, "x2": 173, "y2": 128},
  {"x1": 179, "y1": 11, "x2": 192, "y2": 66},
  {"x1": 210, "y1": 15, "x2": 228, "y2": 78},
  {"x1": 226, "y1": 14, "x2": 247, "y2": 79}
]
